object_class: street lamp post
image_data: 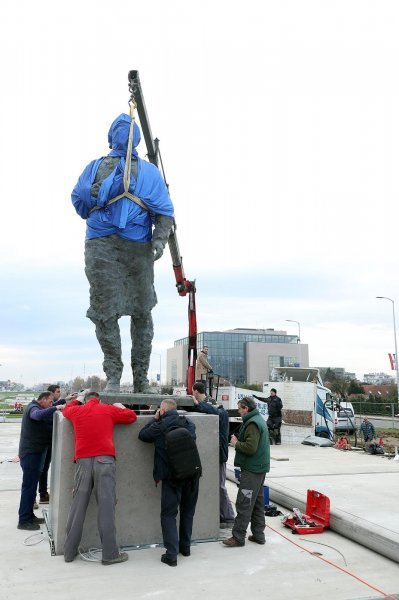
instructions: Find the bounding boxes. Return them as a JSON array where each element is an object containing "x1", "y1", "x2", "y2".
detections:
[
  {"x1": 376, "y1": 296, "x2": 399, "y2": 410},
  {"x1": 285, "y1": 319, "x2": 301, "y2": 343}
]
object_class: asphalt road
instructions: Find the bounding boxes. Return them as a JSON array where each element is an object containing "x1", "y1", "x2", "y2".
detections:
[{"x1": 355, "y1": 415, "x2": 399, "y2": 429}]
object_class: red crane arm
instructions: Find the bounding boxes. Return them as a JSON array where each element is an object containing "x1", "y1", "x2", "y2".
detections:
[{"x1": 128, "y1": 70, "x2": 198, "y2": 393}]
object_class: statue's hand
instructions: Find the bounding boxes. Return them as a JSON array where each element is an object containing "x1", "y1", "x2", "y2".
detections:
[{"x1": 152, "y1": 240, "x2": 164, "y2": 261}]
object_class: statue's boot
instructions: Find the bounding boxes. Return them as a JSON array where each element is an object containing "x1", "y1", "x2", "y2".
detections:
[
  {"x1": 131, "y1": 313, "x2": 153, "y2": 394},
  {"x1": 104, "y1": 381, "x2": 121, "y2": 393},
  {"x1": 93, "y1": 316, "x2": 123, "y2": 393}
]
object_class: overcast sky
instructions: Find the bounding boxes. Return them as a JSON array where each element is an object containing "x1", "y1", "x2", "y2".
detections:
[{"x1": 1, "y1": 0, "x2": 398, "y2": 386}]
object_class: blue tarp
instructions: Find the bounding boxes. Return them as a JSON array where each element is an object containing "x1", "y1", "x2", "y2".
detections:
[{"x1": 72, "y1": 114, "x2": 174, "y2": 241}]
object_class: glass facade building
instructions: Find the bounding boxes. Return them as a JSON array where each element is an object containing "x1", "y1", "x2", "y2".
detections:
[{"x1": 174, "y1": 328, "x2": 299, "y2": 385}]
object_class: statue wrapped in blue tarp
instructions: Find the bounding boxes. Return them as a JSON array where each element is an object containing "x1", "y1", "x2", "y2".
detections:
[{"x1": 72, "y1": 113, "x2": 174, "y2": 393}]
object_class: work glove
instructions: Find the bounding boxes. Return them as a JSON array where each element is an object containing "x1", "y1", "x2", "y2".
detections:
[
  {"x1": 152, "y1": 240, "x2": 165, "y2": 261},
  {"x1": 77, "y1": 388, "x2": 91, "y2": 403}
]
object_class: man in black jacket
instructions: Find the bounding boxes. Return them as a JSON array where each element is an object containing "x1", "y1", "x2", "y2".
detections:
[
  {"x1": 266, "y1": 388, "x2": 283, "y2": 445},
  {"x1": 138, "y1": 399, "x2": 199, "y2": 567},
  {"x1": 192, "y1": 382, "x2": 235, "y2": 527},
  {"x1": 17, "y1": 391, "x2": 64, "y2": 530},
  {"x1": 37, "y1": 385, "x2": 75, "y2": 505}
]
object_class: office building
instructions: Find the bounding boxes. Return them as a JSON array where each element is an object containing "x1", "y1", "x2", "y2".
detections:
[
  {"x1": 363, "y1": 372, "x2": 395, "y2": 385},
  {"x1": 167, "y1": 327, "x2": 309, "y2": 386}
]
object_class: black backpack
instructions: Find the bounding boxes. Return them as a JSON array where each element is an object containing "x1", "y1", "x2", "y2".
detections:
[
  {"x1": 161, "y1": 417, "x2": 202, "y2": 482},
  {"x1": 368, "y1": 442, "x2": 384, "y2": 455}
]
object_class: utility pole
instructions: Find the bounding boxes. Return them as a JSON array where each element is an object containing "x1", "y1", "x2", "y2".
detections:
[{"x1": 376, "y1": 296, "x2": 399, "y2": 412}]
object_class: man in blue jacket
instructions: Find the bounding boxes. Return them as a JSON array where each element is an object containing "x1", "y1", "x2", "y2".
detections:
[
  {"x1": 138, "y1": 399, "x2": 199, "y2": 567},
  {"x1": 192, "y1": 382, "x2": 235, "y2": 527},
  {"x1": 71, "y1": 114, "x2": 174, "y2": 393}
]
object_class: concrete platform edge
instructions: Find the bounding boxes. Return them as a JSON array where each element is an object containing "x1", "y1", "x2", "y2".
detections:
[{"x1": 226, "y1": 466, "x2": 399, "y2": 563}]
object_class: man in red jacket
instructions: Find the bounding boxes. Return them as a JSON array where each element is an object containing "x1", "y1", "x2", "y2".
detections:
[{"x1": 62, "y1": 390, "x2": 137, "y2": 565}]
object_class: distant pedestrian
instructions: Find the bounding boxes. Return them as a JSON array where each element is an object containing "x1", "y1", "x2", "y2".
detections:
[
  {"x1": 63, "y1": 390, "x2": 137, "y2": 564},
  {"x1": 266, "y1": 388, "x2": 283, "y2": 445},
  {"x1": 195, "y1": 346, "x2": 213, "y2": 394},
  {"x1": 192, "y1": 382, "x2": 235, "y2": 527},
  {"x1": 138, "y1": 399, "x2": 200, "y2": 567},
  {"x1": 359, "y1": 416, "x2": 376, "y2": 452},
  {"x1": 17, "y1": 391, "x2": 64, "y2": 530},
  {"x1": 223, "y1": 396, "x2": 270, "y2": 547}
]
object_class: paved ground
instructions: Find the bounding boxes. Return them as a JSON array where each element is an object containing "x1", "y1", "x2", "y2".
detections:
[
  {"x1": 261, "y1": 444, "x2": 399, "y2": 531},
  {"x1": 1, "y1": 422, "x2": 398, "y2": 600}
]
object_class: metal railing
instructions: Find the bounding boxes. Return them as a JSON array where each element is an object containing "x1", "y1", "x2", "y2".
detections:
[{"x1": 349, "y1": 401, "x2": 398, "y2": 429}]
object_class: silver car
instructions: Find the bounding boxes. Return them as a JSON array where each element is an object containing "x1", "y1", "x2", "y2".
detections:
[{"x1": 335, "y1": 402, "x2": 356, "y2": 434}]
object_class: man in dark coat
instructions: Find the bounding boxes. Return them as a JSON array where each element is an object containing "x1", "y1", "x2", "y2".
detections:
[
  {"x1": 192, "y1": 382, "x2": 235, "y2": 527},
  {"x1": 138, "y1": 399, "x2": 199, "y2": 567},
  {"x1": 266, "y1": 388, "x2": 283, "y2": 445},
  {"x1": 17, "y1": 392, "x2": 64, "y2": 530},
  {"x1": 37, "y1": 385, "x2": 75, "y2": 505}
]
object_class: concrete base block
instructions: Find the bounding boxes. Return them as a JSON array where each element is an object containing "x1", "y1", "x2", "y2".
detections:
[{"x1": 49, "y1": 413, "x2": 219, "y2": 555}]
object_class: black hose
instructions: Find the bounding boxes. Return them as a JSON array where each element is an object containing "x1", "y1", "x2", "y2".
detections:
[{"x1": 322, "y1": 399, "x2": 334, "y2": 441}]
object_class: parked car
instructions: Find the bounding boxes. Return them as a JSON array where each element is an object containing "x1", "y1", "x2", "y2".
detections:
[{"x1": 335, "y1": 401, "x2": 356, "y2": 434}]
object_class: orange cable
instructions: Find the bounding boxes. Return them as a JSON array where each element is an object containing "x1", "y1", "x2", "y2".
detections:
[{"x1": 266, "y1": 523, "x2": 398, "y2": 600}]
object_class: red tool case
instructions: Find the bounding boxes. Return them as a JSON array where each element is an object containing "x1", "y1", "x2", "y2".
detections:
[{"x1": 282, "y1": 489, "x2": 330, "y2": 534}]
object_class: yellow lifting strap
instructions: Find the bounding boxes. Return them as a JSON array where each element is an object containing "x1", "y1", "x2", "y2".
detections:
[{"x1": 90, "y1": 99, "x2": 149, "y2": 214}]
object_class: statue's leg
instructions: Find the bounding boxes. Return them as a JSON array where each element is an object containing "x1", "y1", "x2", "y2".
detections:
[
  {"x1": 131, "y1": 313, "x2": 153, "y2": 393},
  {"x1": 92, "y1": 316, "x2": 123, "y2": 392}
]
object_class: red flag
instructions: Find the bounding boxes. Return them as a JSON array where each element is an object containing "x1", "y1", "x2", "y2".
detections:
[{"x1": 388, "y1": 353, "x2": 396, "y2": 370}]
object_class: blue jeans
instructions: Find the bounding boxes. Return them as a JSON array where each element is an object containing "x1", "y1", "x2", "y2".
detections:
[
  {"x1": 18, "y1": 451, "x2": 46, "y2": 524},
  {"x1": 38, "y1": 445, "x2": 51, "y2": 496}
]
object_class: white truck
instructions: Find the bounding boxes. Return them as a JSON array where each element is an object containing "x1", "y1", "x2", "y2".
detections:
[
  {"x1": 211, "y1": 386, "x2": 269, "y2": 435},
  {"x1": 263, "y1": 367, "x2": 335, "y2": 440},
  {"x1": 176, "y1": 369, "x2": 335, "y2": 441}
]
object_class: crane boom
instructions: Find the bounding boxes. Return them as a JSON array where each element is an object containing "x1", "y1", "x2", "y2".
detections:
[{"x1": 127, "y1": 70, "x2": 197, "y2": 393}]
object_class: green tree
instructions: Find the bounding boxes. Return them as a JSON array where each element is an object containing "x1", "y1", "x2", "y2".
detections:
[
  {"x1": 386, "y1": 384, "x2": 398, "y2": 401},
  {"x1": 71, "y1": 377, "x2": 85, "y2": 392},
  {"x1": 347, "y1": 380, "x2": 364, "y2": 395},
  {"x1": 322, "y1": 368, "x2": 338, "y2": 383},
  {"x1": 330, "y1": 379, "x2": 349, "y2": 398},
  {"x1": 85, "y1": 375, "x2": 101, "y2": 391}
]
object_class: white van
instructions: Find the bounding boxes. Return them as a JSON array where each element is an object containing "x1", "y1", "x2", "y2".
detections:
[{"x1": 335, "y1": 401, "x2": 356, "y2": 434}]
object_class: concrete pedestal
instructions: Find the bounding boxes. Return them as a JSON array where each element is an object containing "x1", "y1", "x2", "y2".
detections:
[{"x1": 49, "y1": 413, "x2": 219, "y2": 555}]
